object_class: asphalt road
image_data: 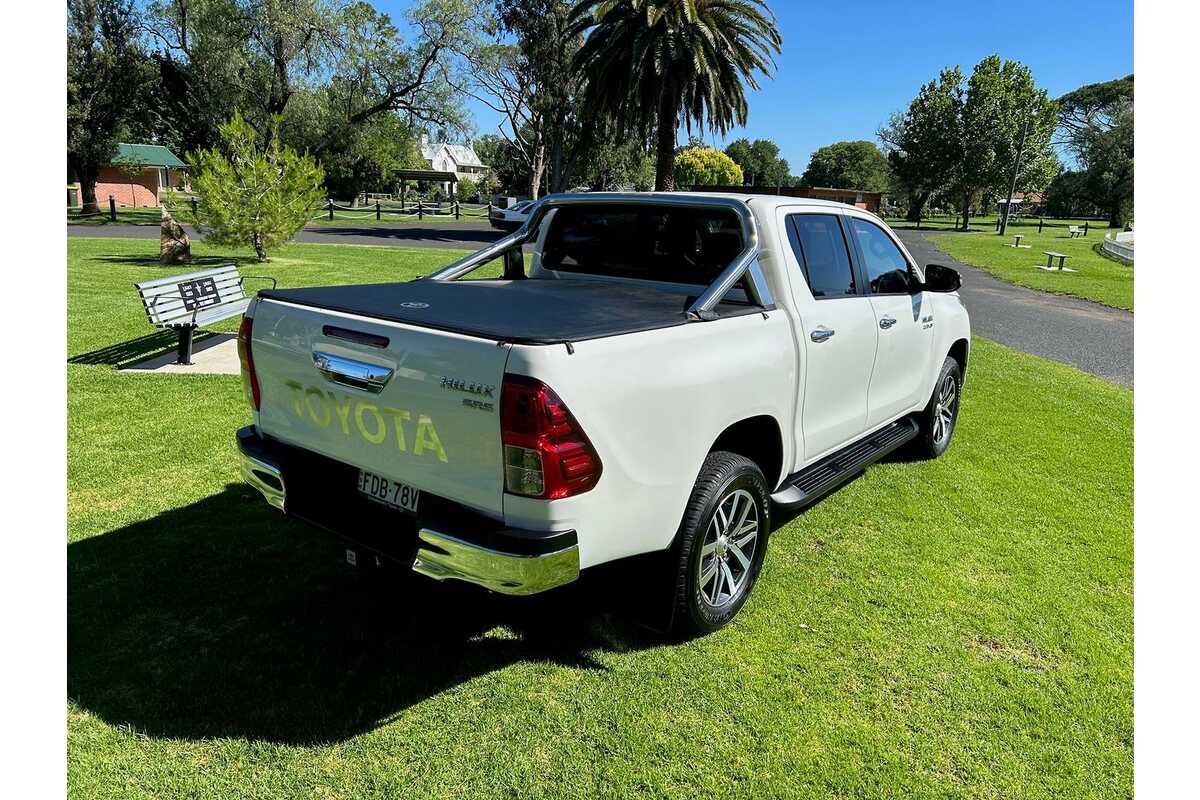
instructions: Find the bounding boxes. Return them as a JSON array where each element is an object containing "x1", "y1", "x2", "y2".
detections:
[
  {"x1": 896, "y1": 230, "x2": 1133, "y2": 387},
  {"x1": 68, "y1": 220, "x2": 502, "y2": 249},
  {"x1": 68, "y1": 221, "x2": 1133, "y2": 386}
]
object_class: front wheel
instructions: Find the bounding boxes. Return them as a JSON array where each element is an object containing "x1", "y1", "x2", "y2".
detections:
[
  {"x1": 671, "y1": 452, "x2": 771, "y2": 637},
  {"x1": 912, "y1": 356, "x2": 963, "y2": 459}
]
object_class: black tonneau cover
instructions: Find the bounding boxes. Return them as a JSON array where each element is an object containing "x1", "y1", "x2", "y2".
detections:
[{"x1": 259, "y1": 278, "x2": 754, "y2": 345}]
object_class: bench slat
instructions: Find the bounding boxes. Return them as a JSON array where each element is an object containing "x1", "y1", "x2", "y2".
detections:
[
  {"x1": 135, "y1": 264, "x2": 239, "y2": 291},
  {"x1": 137, "y1": 274, "x2": 244, "y2": 300},
  {"x1": 191, "y1": 298, "x2": 251, "y2": 327},
  {"x1": 154, "y1": 299, "x2": 249, "y2": 328},
  {"x1": 145, "y1": 292, "x2": 248, "y2": 325}
]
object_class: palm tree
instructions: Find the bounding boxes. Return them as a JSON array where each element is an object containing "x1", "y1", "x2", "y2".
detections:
[{"x1": 569, "y1": 0, "x2": 782, "y2": 191}]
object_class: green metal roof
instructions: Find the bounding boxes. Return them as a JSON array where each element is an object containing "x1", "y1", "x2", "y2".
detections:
[{"x1": 111, "y1": 143, "x2": 186, "y2": 168}]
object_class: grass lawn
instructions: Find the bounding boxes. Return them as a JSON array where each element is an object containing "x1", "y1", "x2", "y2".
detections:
[
  {"x1": 926, "y1": 228, "x2": 1134, "y2": 311},
  {"x1": 68, "y1": 237, "x2": 1132, "y2": 798}
]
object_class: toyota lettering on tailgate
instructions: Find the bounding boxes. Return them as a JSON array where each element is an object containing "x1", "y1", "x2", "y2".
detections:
[{"x1": 282, "y1": 381, "x2": 448, "y2": 462}]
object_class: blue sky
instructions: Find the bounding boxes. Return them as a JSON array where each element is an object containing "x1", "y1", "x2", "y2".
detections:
[{"x1": 384, "y1": 0, "x2": 1133, "y2": 174}]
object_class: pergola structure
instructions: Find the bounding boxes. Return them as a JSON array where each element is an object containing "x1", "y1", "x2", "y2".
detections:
[{"x1": 394, "y1": 168, "x2": 459, "y2": 204}]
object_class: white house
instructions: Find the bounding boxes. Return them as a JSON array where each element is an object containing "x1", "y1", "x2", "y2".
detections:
[{"x1": 419, "y1": 135, "x2": 490, "y2": 189}]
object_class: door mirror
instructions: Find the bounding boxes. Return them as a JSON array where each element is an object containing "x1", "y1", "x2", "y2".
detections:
[{"x1": 922, "y1": 263, "x2": 962, "y2": 293}]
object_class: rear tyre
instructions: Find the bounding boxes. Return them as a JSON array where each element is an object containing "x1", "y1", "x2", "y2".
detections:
[
  {"x1": 912, "y1": 355, "x2": 962, "y2": 459},
  {"x1": 671, "y1": 452, "x2": 771, "y2": 637}
]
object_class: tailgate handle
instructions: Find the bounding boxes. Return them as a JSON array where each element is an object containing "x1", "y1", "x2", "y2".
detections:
[{"x1": 312, "y1": 351, "x2": 393, "y2": 394}]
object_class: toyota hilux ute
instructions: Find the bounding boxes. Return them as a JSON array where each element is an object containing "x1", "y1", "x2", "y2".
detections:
[{"x1": 236, "y1": 193, "x2": 970, "y2": 635}]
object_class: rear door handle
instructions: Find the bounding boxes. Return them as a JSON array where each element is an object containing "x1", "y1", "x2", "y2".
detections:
[
  {"x1": 810, "y1": 327, "x2": 835, "y2": 343},
  {"x1": 313, "y1": 351, "x2": 393, "y2": 393},
  {"x1": 879, "y1": 316, "x2": 897, "y2": 329}
]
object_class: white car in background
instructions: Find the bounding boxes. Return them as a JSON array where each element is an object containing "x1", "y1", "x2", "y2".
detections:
[{"x1": 489, "y1": 199, "x2": 535, "y2": 231}]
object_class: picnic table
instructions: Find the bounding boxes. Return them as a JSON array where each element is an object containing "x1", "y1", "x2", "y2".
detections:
[
  {"x1": 1039, "y1": 251, "x2": 1073, "y2": 272},
  {"x1": 1011, "y1": 233, "x2": 1025, "y2": 248}
]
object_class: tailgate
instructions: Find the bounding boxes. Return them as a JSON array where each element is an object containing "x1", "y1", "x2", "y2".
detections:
[{"x1": 252, "y1": 299, "x2": 509, "y2": 517}]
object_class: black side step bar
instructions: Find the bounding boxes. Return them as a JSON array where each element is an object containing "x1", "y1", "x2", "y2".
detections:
[{"x1": 771, "y1": 417, "x2": 920, "y2": 512}]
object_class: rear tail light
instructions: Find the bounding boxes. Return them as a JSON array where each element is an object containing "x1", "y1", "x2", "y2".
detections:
[
  {"x1": 500, "y1": 374, "x2": 602, "y2": 499},
  {"x1": 237, "y1": 315, "x2": 261, "y2": 411}
]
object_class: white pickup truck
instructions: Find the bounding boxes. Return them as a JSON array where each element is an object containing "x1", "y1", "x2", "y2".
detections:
[{"x1": 236, "y1": 193, "x2": 969, "y2": 635}]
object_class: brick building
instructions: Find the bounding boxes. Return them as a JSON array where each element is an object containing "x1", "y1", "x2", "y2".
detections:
[{"x1": 68, "y1": 143, "x2": 189, "y2": 208}]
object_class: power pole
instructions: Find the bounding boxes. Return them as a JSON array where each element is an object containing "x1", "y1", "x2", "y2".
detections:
[{"x1": 999, "y1": 113, "x2": 1031, "y2": 237}]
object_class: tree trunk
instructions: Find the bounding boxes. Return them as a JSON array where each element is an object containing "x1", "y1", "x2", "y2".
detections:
[
  {"x1": 905, "y1": 191, "x2": 928, "y2": 222},
  {"x1": 78, "y1": 164, "x2": 100, "y2": 214},
  {"x1": 252, "y1": 232, "x2": 267, "y2": 262},
  {"x1": 960, "y1": 191, "x2": 972, "y2": 231},
  {"x1": 529, "y1": 142, "x2": 547, "y2": 201},
  {"x1": 1108, "y1": 203, "x2": 1122, "y2": 228},
  {"x1": 654, "y1": 113, "x2": 678, "y2": 191},
  {"x1": 548, "y1": 111, "x2": 566, "y2": 194}
]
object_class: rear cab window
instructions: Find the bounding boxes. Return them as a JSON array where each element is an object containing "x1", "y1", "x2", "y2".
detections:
[
  {"x1": 785, "y1": 213, "x2": 857, "y2": 298},
  {"x1": 540, "y1": 204, "x2": 745, "y2": 288}
]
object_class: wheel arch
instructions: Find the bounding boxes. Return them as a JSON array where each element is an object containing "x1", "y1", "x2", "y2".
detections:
[
  {"x1": 708, "y1": 414, "x2": 785, "y2": 491},
  {"x1": 948, "y1": 337, "x2": 970, "y2": 382}
]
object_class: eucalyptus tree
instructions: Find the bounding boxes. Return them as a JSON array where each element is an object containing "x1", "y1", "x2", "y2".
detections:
[
  {"x1": 142, "y1": 0, "x2": 482, "y2": 148},
  {"x1": 569, "y1": 0, "x2": 782, "y2": 191}
]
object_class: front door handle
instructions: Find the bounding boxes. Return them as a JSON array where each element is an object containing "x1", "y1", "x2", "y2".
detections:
[
  {"x1": 810, "y1": 327, "x2": 835, "y2": 343},
  {"x1": 313, "y1": 351, "x2": 393, "y2": 393},
  {"x1": 879, "y1": 316, "x2": 897, "y2": 330}
]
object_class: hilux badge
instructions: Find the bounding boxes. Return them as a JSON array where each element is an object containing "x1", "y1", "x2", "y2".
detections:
[
  {"x1": 401, "y1": 301, "x2": 430, "y2": 309},
  {"x1": 441, "y1": 377, "x2": 495, "y2": 397}
]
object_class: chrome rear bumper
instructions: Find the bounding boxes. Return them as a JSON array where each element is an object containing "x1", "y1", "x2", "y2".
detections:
[
  {"x1": 413, "y1": 528, "x2": 579, "y2": 595},
  {"x1": 236, "y1": 426, "x2": 579, "y2": 596},
  {"x1": 239, "y1": 451, "x2": 286, "y2": 512}
]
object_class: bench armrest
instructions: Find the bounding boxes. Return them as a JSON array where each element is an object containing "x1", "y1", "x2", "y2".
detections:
[{"x1": 240, "y1": 275, "x2": 278, "y2": 290}]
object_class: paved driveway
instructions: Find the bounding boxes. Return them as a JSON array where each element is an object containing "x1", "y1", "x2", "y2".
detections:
[{"x1": 896, "y1": 231, "x2": 1132, "y2": 387}]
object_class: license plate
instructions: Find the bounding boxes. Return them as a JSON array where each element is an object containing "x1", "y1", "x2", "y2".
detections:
[{"x1": 357, "y1": 470, "x2": 420, "y2": 514}]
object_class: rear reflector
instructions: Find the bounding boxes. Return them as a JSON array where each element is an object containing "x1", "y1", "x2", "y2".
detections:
[{"x1": 500, "y1": 374, "x2": 601, "y2": 499}]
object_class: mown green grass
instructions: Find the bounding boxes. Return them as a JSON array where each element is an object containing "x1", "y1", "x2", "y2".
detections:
[
  {"x1": 927, "y1": 228, "x2": 1134, "y2": 311},
  {"x1": 68, "y1": 237, "x2": 1132, "y2": 798}
]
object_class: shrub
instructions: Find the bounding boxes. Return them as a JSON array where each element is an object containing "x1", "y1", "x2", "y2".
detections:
[
  {"x1": 673, "y1": 147, "x2": 744, "y2": 188},
  {"x1": 188, "y1": 112, "x2": 325, "y2": 261}
]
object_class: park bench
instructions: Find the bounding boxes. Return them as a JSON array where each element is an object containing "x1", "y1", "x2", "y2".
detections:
[
  {"x1": 135, "y1": 264, "x2": 275, "y2": 365},
  {"x1": 1011, "y1": 233, "x2": 1028, "y2": 248},
  {"x1": 1039, "y1": 251, "x2": 1074, "y2": 272}
]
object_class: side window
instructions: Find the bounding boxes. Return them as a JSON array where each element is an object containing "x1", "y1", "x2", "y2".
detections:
[
  {"x1": 785, "y1": 214, "x2": 856, "y2": 298},
  {"x1": 848, "y1": 218, "x2": 914, "y2": 294}
]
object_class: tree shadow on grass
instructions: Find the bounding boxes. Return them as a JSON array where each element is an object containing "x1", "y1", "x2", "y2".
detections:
[
  {"x1": 310, "y1": 224, "x2": 502, "y2": 246},
  {"x1": 68, "y1": 485, "x2": 663, "y2": 745},
  {"x1": 89, "y1": 255, "x2": 251, "y2": 269}
]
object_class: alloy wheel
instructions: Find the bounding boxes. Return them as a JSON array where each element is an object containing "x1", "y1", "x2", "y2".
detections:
[
  {"x1": 697, "y1": 489, "x2": 759, "y2": 607},
  {"x1": 932, "y1": 372, "x2": 957, "y2": 445}
]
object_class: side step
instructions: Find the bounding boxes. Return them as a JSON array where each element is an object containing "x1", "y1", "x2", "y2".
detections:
[{"x1": 771, "y1": 417, "x2": 920, "y2": 512}]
